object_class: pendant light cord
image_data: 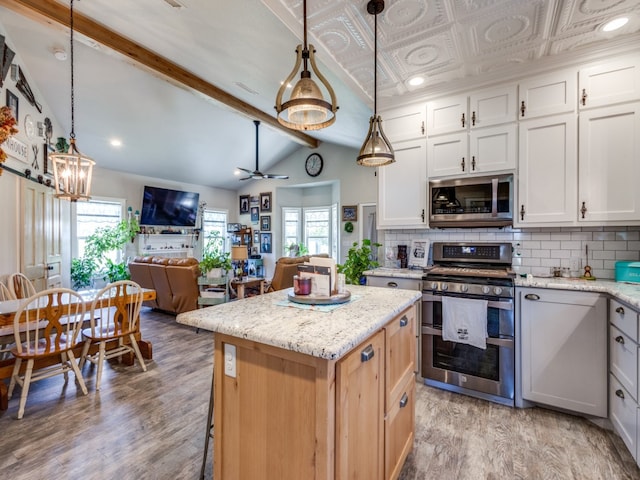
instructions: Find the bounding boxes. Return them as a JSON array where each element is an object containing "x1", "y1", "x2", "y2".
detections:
[
  {"x1": 69, "y1": 0, "x2": 76, "y2": 141},
  {"x1": 373, "y1": 9, "x2": 377, "y2": 117}
]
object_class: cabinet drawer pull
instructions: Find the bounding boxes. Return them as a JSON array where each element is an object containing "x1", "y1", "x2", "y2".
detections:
[
  {"x1": 399, "y1": 392, "x2": 409, "y2": 408},
  {"x1": 361, "y1": 344, "x2": 374, "y2": 363},
  {"x1": 524, "y1": 294, "x2": 540, "y2": 301},
  {"x1": 387, "y1": 281, "x2": 398, "y2": 288},
  {"x1": 615, "y1": 335, "x2": 625, "y2": 345},
  {"x1": 616, "y1": 306, "x2": 625, "y2": 315},
  {"x1": 615, "y1": 389, "x2": 625, "y2": 400},
  {"x1": 399, "y1": 316, "x2": 408, "y2": 327}
]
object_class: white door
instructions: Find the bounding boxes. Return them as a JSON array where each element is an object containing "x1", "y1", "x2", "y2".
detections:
[
  {"x1": 518, "y1": 69, "x2": 577, "y2": 119},
  {"x1": 517, "y1": 114, "x2": 577, "y2": 225},
  {"x1": 578, "y1": 102, "x2": 640, "y2": 223}
]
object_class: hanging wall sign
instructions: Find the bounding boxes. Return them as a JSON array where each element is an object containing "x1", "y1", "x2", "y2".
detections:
[{"x1": 1, "y1": 135, "x2": 29, "y2": 163}]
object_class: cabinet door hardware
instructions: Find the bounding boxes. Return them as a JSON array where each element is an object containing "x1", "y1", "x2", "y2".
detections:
[
  {"x1": 461, "y1": 113, "x2": 465, "y2": 128},
  {"x1": 421, "y1": 209, "x2": 425, "y2": 222},
  {"x1": 581, "y1": 89, "x2": 588, "y2": 106},
  {"x1": 520, "y1": 204, "x2": 526, "y2": 221},
  {"x1": 471, "y1": 111, "x2": 476, "y2": 126},
  {"x1": 399, "y1": 315, "x2": 408, "y2": 327},
  {"x1": 399, "y1": 392, "x2": 409, "y2": 408},
  {"x1": 524, "y1": 293, "x2": 540, "y2": 301},
  {"x1": 360, "y1": 344, "x2": 375, "y2": 362},
  {"x1": 615, "y1": 335, "x2": 625, "y2": 344},
  {"x1": 461, "y1": 157, "x2": 465, "y2": 172},
  {"x1": 421, "y1": 121, "x2": 425, "y2": 135},
  {"x1": 387, "y1": 282, "x2": 398, "y2": 288},
  {"x1": 616, "y1": 306, "x2": 625, "y2": 315},
  {"x1": 580, "y1": 202, "x2": 587, "y2": 219},
  {"x1": 521, "y1": 101, "x2": 526, "y2": 117},
  {"x1": 615, "y1": 389, "x2": 625, "y2": 399},
  {"x1": 471, "y1": 156, "x2": 476, "y2": 171}
]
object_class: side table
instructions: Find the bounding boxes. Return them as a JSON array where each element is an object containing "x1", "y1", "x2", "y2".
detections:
[
  {"x1": 230, "y1": 277, "x2": 265, "y2": 299},
  {"x1": 198, "y1": 276, "x2": 229, "y2": 307}
]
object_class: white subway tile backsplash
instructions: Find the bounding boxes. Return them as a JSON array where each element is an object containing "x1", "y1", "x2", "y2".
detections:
[{"x1": 381, "y1": 226, "x2": 640, "y2": 280}]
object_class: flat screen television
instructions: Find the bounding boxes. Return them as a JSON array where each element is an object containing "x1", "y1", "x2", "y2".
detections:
[{"x1": 140, "y1": 186, "x2": 199, "y2": 227}]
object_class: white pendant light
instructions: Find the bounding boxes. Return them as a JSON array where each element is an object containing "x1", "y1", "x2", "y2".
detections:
[
  {"x1": 275, "y1": 0, "x2": 338, "y2": 131},
  {"x1": 357, "y1": 0, "x2": 395, "y2": 167},
  {"x1": 50, "y1": 0, "x2": 95, "y2": 201}
]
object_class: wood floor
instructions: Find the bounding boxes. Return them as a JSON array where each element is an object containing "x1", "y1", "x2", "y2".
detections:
[{"x1": 0, "y1": 308, "x2": 638, "y2": 480}]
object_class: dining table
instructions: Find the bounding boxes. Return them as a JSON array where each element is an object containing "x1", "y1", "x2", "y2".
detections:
[{"x1": 0, "y1": 287, "x2": 156, "y2": 410}]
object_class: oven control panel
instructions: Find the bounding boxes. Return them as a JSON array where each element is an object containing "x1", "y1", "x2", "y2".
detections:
[{"x1": 426, "y1": 281, "x2": 513, "y2": 299}]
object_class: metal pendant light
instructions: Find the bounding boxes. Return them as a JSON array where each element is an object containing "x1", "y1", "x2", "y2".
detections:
[
  {"x1": 275, "y1": 0, "x2": 338, "y2": 131},
  {"x1": 50, "y1": 0, "x2": 95, "y2": 201},
  {"x1": 357, "y1": 0, "x2": 395, "y2": 167}
]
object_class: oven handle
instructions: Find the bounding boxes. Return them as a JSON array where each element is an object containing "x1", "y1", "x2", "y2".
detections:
[
  {"x1": 422, "y1": 293, "x2": 513, "y2": 311},
  {"x1": 421, "y1": 325, "x2": 514, "y2": 348}
]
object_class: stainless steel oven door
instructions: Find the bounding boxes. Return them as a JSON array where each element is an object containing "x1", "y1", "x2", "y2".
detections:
[{"x1": 421, "y1": 293, "x2": 515, "y2": 406}]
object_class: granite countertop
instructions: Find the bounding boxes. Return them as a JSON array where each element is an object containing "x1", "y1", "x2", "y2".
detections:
[
  {"x1": 363, "y1": 267, "x2": 424, "y2": 279},
  {"x1": 176, "y1": 285, "x2": 421, "y2": 360},
  {"x1": 515, "y1": 277, "x2": 640, "y2": 310}
]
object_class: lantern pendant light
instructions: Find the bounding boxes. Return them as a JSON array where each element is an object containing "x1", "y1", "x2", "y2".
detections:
[
  {"x1": 275, "y1": 0, "x2": 338, "y2": 131},
  {"x1": 50, "y1": 0, "x2": 95, "y2": 201},
  {"x1": 357, "y1": 0, "x2": 395, "y2": 167}
]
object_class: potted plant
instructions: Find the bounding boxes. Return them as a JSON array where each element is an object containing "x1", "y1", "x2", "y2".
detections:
[
  {"x1": 337, "y1": 239, "x2": 381, "y2": 285},
  {"x1": 200, "y1": 233, "x2": 232, "y2": 278}
]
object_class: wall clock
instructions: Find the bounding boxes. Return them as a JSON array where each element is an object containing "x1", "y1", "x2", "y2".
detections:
[{"x1": 305, "y1": 153, "x2": 323, "y2": 177}]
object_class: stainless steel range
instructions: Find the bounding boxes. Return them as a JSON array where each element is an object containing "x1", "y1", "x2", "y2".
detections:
[{"x1": 421, "y1": 242, "x2": 515, "y2": 406}]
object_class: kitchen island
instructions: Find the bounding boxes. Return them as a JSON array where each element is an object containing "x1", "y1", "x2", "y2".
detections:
[{"x1": 177, "y1": 285, "x2": 421, "y2": 480}]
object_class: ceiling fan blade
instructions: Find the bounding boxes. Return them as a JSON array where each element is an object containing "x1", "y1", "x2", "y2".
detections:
[
  {"x1": 238, "y1": 120, "x2": 289, "y2": 181},
  {"x1": 264, "y1": 174, "x2": 289, "y2": 179},
  {"x1": 239, "y1": 176, "x2": 252, "y2": 181},
  {"x1": 236, "y1": 167, "x2": 252, "y2": 174}
]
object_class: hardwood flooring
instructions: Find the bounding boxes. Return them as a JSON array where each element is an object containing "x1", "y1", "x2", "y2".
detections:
[{"x1": 0, "y1": 308, "x2": 638, "y2": 480}]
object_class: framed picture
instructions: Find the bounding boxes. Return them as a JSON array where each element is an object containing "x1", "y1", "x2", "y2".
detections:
[
  {"x1": 409, "y1": 239, "x2": 429, "y2": 268},
  {"x1": 239, "y1": 195, "x2": 250, "y2": 214},
  {"x1": 253, "y1": 230, "x2": 260, "y2": 245},
  {"x1": 260, "y1": 192, "x2": 272, "y2": 212},
  {"x1": 342, "y1": 205, "x2": 357, "y2": 222},
  {"x1": 250, "y1": 206, "x2": 259, "y2": 223},
  {"x1": 227, "y1": 222, "x2": 241, "y2": 233},
  {"x1": 260, "y1": 215, "x2": 270, "y2": 231},
  {"x1": 6, "y1": 89, "x2": 18, "y2": 121},
  {"x1": 250, "y1": 195, "x2": 259, "y2": 206},
  {"x1": 260, "y1": 232, "x2": 272, "y2": 254}
]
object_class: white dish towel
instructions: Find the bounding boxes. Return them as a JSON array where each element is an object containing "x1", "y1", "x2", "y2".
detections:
[{"x1": 442, "y1": 296, "x2": 488, "y2": 350}]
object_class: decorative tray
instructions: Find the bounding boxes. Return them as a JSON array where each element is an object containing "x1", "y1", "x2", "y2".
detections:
[{"x1": 288, "y1": 290, "x2": 351, "y2": 305}]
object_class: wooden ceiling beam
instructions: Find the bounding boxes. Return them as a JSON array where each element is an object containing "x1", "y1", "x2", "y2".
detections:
[{"x1": 0, "y1": 0, "x2": 320, "y2": 148}]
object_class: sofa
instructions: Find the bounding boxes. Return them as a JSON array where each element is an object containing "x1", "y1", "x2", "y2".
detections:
[{"x1": 128, "y1": 256, "x2": 200, "y2": 314}]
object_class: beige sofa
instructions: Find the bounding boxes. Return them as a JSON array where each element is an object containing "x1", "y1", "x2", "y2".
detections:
[{"x1": 128, "y1": 256, "x2": 200, "y2": 314}]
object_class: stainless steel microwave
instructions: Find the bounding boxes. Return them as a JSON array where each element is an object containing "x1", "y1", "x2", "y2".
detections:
[{"x1": 429, "y1": 174, "x2": 513, "y2": 228}]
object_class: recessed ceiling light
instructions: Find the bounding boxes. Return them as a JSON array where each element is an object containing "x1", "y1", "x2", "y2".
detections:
[
  {"x1": 53, "y1": 48, "x2": 67, "y2": 61},
  {"x1": 602, "y1": 17, "x2": 629, "y2": 32},
  {"x1": 110, "y1": 138, "x2": 122, "y2": 147},
  {"x1": 408, "y1": 76, "x2": 424, "y2": 87}
]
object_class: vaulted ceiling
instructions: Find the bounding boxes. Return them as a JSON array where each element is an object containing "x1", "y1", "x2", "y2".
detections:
[{"x1": 0, "y1": 0, "x2": 638, "y2": 190}]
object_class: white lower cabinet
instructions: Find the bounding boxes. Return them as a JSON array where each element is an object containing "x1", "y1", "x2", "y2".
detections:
[
  {"x1": 608, "y1": 299, "x2": 640, "y2": 465},
  {"x1": 519, "y1": 288, "x2": 607, "y2": 417}
]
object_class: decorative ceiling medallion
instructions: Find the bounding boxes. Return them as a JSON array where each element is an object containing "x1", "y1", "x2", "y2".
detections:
[
  {"x1": 580, "y1": 0, "x2": 627, "y2": 15},
  {"x1": 385, "y1": 0, "x2": 428, "y2": 28},
  {"x1": 484, "y1": 15, "x2": 530, "y2": 43},
  {"x1": 319, "y1": 30, "x2": 351, "y2": 54},
  {"x1": 406, "y1": 45, "x2": 440, "y2": 66}
]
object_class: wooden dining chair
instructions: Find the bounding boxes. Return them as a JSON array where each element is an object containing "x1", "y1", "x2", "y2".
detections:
[
  {"x1": 0, "y1": 281, "x2": 15, "y2": 301},
  {"x1": 8, "y1": 273, "x2": 36, "y2": 300},
  {"x1": 8, "y1": 288, "x2": 89, "y2": 419},
  {"x1": 0, "y1": 282, "x2": 16, "y2": 360},
  {"x1": 79, "y1": 280, "x2": 147, "y2": 390}
]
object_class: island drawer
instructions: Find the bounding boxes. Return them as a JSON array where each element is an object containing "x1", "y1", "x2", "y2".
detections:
[
  {"x1": 385, "y1": 304, "x2": 416, "y2": 408},
  {"x1": 610, "y1": 325, "x2": 638, "y2": 401},
  {"x1": 367, "y1": 276, "x2": 422, "y2": 291},
  {"x1": 385, "y1": 374, "x2": 415, "y2": 480},
  {"x1": 609, "y1": 373, "x2": 638, "y2": 462}
]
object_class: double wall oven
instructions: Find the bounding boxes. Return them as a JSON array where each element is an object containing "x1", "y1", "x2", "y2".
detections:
[{"x1": 421, "y1": 242, "x2": 516, "y2": 406}]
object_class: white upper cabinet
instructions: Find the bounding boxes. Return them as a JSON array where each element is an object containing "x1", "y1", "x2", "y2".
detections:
[
  {"x1": 518, "y1": 70, "x2": 577, "y2": 119},
  {"x1": 579, "y1": 54, "x2": 640, "y2": 110},
  {"x1": 426, "y1": 95, "x2": 468, "y2": 136},
  {"x1": 381, "y1": 104, "x2": 426, "y2": 143},
  {"x1": 516, "y1": 113, "x2": 577, "y2": 226},
  {"x1": 578, "y1": 101, "x2": 640, "y2": 223},
  {"x1": 427, "y1": 132, "x2": 468, "y2": 177},
  {"x1": 469, "y1": 85, "x2": 517, "y2": 128},
  {"x1": 377, "y1": 139, "x2": 428, "y2": 229},
  {"x1": 469, "y1": 124, "x2": 517, "y2": 174}
]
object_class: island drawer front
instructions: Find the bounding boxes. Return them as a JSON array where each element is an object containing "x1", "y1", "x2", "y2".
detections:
[
  {"x1": 385, "y1": 374, "x2": 416, "y2": 480},
  {"x1": 610, "y1": 299, "x2": 638, "y2": 341},
  {"x1": 367, "y1": 276, "x2": 422, "y2": 291},
  {"x1": 609, "y1": 373, "x2": 638, "y2": 462},
  {"x1": 610, "y1": 325, "x2": 639, "y2": 401},
  {"x1": 385, "y1": 305, "x2": 417, "y2": 408}
]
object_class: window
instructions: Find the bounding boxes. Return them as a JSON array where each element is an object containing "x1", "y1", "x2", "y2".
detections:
[
  {"x1": 202, "y1": 209, "x2": 228, "y2": 251},
  {"x1": 75, "y1": 198, "x2": 124, "y2": 259},
  {"x1": 282, "y1": 205, "x2": 338, "y2": 258}
]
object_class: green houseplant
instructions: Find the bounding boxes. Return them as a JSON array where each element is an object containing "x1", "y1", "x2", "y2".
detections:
[
  {"x1": 200, "y1": 233, "x2": 232, "y2": 277},
  {"x1": 337, "y1": 239, "x2": 381, "y2": 285}
]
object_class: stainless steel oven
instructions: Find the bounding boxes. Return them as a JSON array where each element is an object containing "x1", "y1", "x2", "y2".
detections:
[{"x1": 421, "y1": 242, "x2": 515, "y2": 406}]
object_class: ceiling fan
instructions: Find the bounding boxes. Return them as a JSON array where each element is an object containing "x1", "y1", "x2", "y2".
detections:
[{"x1": 237, "y1": 120, "x2": 289, "y2": 180}]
